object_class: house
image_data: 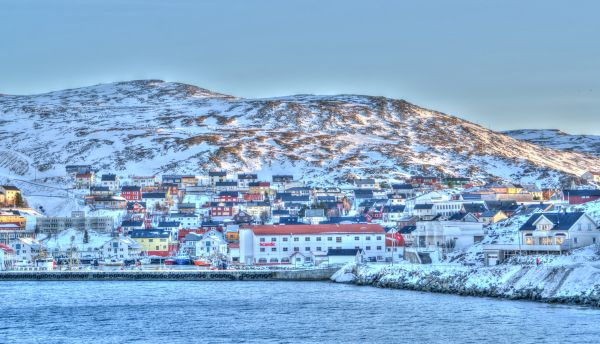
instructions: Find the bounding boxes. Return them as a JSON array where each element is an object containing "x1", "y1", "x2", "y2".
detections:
[
  {"x1": 130, "y1": 230, "x2": 173, "y2": 257},
  {"x1": 391, "y1": 184, "x2": 416, "y2": 197},
  {"x1": 304, "y1": 208, "x2": 326, "y2": 224},
  {"x1": 248, "y1": 182, "x2": 273, "y2": 196},
  {"x1": 92, "y1": 196, "x2": 127, "y2": 210},
  {"x1": 142, "y1": 192, "x2": 168, "y2": 212},
  {"x1": 563, "y1": 189, "x2": 600, "y2": 205},
  {"x1": 233, "y1": 210, "x2": 254, "y2": 225},
  {"x1": 237, "y1": 173, "x2": 258, "y2": 189},
  {"x1": 0, "y1": 243, "x2": 15, "y2": 270},
  {"x1": 162, "y1": 174, "x2": 197, "y2": 187},
  {"x1": 9, "y1": 237, "x2": 42, "y2": 263},
  {"x1": 479, "y1": 210, "x2": 508, "y2": 224},
  {"x1": 277, "y1": 194, "x2": 311, "y2": 206},
  {"x1": 121, "y1": 220, "x2": 145, "y2": 232},
  {"x1": 461, "y1": 203, "x2": 487, "y2": 217},
  {"x1": 245, "y1": 201, "x2": 272, "y2": 221},
  {"x1": 89, "y1": 186, "x2": 112, "y2": 196},
  {"x1": 209, "y1": 202, "x2": 237, "y2": 218},
  {"x1": 238, "y1": 223, "x2": 386, "y2": 265},
  {"x1": 410, "y1": 176, "x2": 438, "y2": 186},
  {"x1": 208, "y1": 171, "x2": 228, "y2": 186},
  {"x1": 320, "y1": 216, "x2": 369, "y2": 224},
  {"x1": 483, "y1": 212, "x2": 600, "y2": 266},
  {"x1": 447, "y1": 212, "x2": 479, "y2": 222},
  {"x1": 181, "y1": 232, "x2": 203, "y2": 256},
  {"x1": 228, "y1": 243, "x2": 240, "y2": 263},
  {"x1": 65, "y1": 164, "x2": 93, "y2": 175},
  {"x1": 100, "y1": 174, "x2": 120, "y2": 191},
  {"x1": 520, "y1": 212, "x2": 599, "y2": 249},
  {"x1": 581, "y1": 171, "x2": 600, "y2": 184},
  {"x1": 353, "y1": 189, "x2": 374, "y2": 202},
  {"x1": 397, "y1": 225, "x2": 417, "y2": 246},
  {"x1": 354, "y1": 179, "x2": 378, "y2": 189},
  {"x1": 0, "y1": 211, "x2": 30, "y2": 244},
  {"x1": 285, "y1": 186, "x2": 312, "y2": 196},
  {"x1": 0, "y1": 186, "x2": 22, "y2": 206},
  {"x1": 177, "y1": 203, "x2": 197, "y2": 214},
  {"x1": 271, "y1": 209, "x2": 290, "y2": 224},
  {"x1": 215, "y1": 191, "x2": 240, "y2": 202},
  {"x1": 413, "y1": 204, "x2": 435, "y2": 220},
  {"x1": 130, "y1": 175, "x2": 157, "y2": 188},
  {"x1": 75, "y1": 172, "x2": 95, "y2": 189},
  {"x1": 412, "y1": 219, "x2": 484, "y2": 254},
  {"x1": 100, "y1": 236, "x2": 141, "y2": 260},
  {"x1": 327, "y1": 248, "x2": 365, "y2": 265},
  {"x1": 36, "y1": 211, "x2": 114, "y2": 234},
  {"x1": 442, "y1": 177, "x2": 471, "y2": 188},
  {"x1": 168, "y1": 213, "x2": 199, "y2": 228},
  {"x1": 120, "y1": 186, "x2": 142, "y2": 201},
  {"x1": 225, "y1": 224, "x2": 240, "y2": 242},
  {"x1": 195, "y1": 230, "x2": 228, "y2": 258},
  {"x1": 127, "y1": 201, "x2": 147, "y2": 214},
  {"x1": 215, "y1": 181, "x2": 238, "y2": 192}
]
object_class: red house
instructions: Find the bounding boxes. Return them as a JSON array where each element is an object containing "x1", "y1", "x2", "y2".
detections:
[
  {"x1": 563, "y1": 189, "x2": 600, "y2": 205},
  {"x1": 121, "y1": 186, "x2": 142, "y2": 201}
]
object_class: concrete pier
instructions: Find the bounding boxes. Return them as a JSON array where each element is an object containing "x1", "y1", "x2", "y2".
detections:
[{"x1": 0, "y1": 266, "x2": 340, "y2": 281}]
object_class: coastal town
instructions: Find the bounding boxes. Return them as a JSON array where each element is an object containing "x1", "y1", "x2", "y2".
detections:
[{"x1": 2, "y1": 166, "x2": 600, "y2": 272}]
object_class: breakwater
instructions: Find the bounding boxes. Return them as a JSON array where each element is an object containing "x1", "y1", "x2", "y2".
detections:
[
  {"x1": 331, "y1": 263, "x2": 600, "y2": 307},
  {"x1": 0, "y1": 267, "x2": 339, "y2": 281}
]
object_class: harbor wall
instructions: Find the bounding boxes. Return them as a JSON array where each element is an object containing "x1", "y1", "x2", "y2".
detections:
[{"x1": 0, "y1": 267, "x2": 339, "y2": 281}]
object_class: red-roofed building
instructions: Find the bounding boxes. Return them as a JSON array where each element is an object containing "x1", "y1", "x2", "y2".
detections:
[
  {"x1": 0, "y1": 243, "x2": 15, "y2": 270},
  {"x1": 238, "y1": 224, "x2": 385, "y2": 265}
]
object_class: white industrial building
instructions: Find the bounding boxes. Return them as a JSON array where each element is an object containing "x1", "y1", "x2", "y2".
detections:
[{"x1": 239, "y1": 224, "x2": 386, "y2": 265}]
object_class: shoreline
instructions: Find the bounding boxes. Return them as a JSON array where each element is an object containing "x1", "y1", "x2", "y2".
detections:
[
  {"x1": 0, "y1": 266, "x2": 340, "y2": 281},
  {"x1": 331, "y1": 263, "x2": 600, "y2": 307}
]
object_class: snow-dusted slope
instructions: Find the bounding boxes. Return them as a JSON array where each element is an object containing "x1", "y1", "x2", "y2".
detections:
[
  {"x1": 1, "y1": 80, "x2": 599, "y2": 184},
  {"x1": 504, "y1": 129, "x2": 600, "y2": 158}
]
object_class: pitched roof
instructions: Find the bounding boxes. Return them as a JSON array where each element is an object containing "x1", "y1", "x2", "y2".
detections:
[
  {"x1": 121, "y1": 186, "x2": 141, "y2": 192},
  {"x1": 327, "y1": 248, "x2": 361, "y2": 256},
  {"x1": 414, "y1": 203, "x2": 434, "y2": 210},
  {"x1": 519, "y1": 212, "x2": 589, "y2": 231},
  {"x1": 101, "y1": 174, "x2": 117, "y2": 181},
  {"x1": 563, "y1": 189, "x2": 600, "y2": 197},
  {"x1": 244, "y1": 224, "x2": 384, "y2": 235}
]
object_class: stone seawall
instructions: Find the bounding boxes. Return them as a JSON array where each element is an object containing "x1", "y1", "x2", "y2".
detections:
[
  {"x1": 0, "y1": 267, "x2": 339, "y2": 281},
  {"x1": 331, "y1": 263, "x2": 600, "y2": 307}
]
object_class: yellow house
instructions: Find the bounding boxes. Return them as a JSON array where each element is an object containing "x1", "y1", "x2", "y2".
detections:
[
  {"x1": 0, "y1": 186, "x2": 21, "y2": 206},
  {"x1": 0, "y1": 212, "x2": 27, "y2": 229},
  {"x1": 130, "y1": 230, "x2": 172, "y2": 256},
  {"x1": 480, "y1": 210, "x2": 508, "y2": 224},
  {"x1": 245, "y1": 202, "x2": 271, "y2": 219},
  {"x1": 226, "y1": 231, "x2": 239, "y2": 242}
]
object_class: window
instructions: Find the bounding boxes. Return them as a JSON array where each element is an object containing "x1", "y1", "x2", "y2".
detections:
[
  {"x1": 281, "y1": 257, "x2": 290, "y2": 263},
  {"x1": 271, "y1": 247, "x2": 277, "y2": 252},
  {"x1": 149, "y1": 239, "x2": 154, "y2": 242},
  {"x1": 316, "y1": 237, "x2": 322, "y2": 241},
  {"x1": 271, "y1": 237, "x2": 277, "y2": 242},
  {"x1": 294, "y1": 247, "x2": 299, "y2": 252},
  {"x1": 354, "y1": 236, "x2": 360, "y2": 241},
  {"x1": 269, "y1": 258, "x2": 278, "y2": 263},
  {"x1": 366, "y1": 246, "x2": 371, "y2": 250},
  {"x1": 283, "y1": 237, "x2": 288, "y2": 242},
  {"x1": 376, "y1": 246, "x2": 382, "y2": 250},
  {"x1": 366, "y1": 236, "x2": 371, "y2": 241},
  {"x1": 376, "y1": 236, "x2": 382, "y2": 240},
  {"x1": 283, "y1": 247, "x2": 288, "y2": 252},
  {"x1": 305, "y1": 247, "x2": 310, "y2": 251},
  {"x1": 305, "y1": 237, "x2": 310, "y2": 241},
  {"x1": 155, "y1": 246, "x2": 159, "y2": 250},
  {"x1": 294, "y1": 237, "x2": 299, "y2": 242},
  {"x1": 336, "y1": 237, "x2": 342, "y2": 243},
  {"x1": 260, "y1": 248, "x2": 265, "y2": 252},
  {"x1": 327, "y1": 237, "x2": 332, "y2": 241},
  {"x1": 260, "y1": 237, "x2": 265, "y2": 242},
  {"x1": 316, "y1": 247, "x2": 322, "y2": 251}
]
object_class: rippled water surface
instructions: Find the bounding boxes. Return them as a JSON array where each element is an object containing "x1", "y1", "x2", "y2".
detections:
[{"x1": 1, "y1": 281, "x2": 600, "y2": 343}]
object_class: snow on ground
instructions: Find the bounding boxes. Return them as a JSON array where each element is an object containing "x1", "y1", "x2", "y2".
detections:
[{"x1": 38, "y1": 228, "x2": 113, "y2": 253}]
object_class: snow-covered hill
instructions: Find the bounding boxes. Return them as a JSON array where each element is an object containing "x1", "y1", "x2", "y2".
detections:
[
  {"x1": 504, "y1": 129, "x2": 600, "y2": 158},
  {"x1": 1, "y1": 80, "x2": 599, "y2": 185}
]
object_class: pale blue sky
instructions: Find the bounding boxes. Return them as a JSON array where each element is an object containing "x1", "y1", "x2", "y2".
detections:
[{"x1": 1, "y1": 0, "x2": 599, "y2": 133}]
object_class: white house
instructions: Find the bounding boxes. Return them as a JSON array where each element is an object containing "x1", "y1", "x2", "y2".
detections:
[
  {"x1": 100, "y1": 174, "x2": 120, "y2": 191},
  {"x1": 0, "y1": 243, "x2": 15, "y2": 270},
  {"x1": 10, "y1": 237, "x2": 43, "y2": 263},
  {"x1": 413, "y1": 219, "x2": 484, "y2": 253},
  {"x1": 168, "y1": 213, "x2": 200, "y2": 228},
  {"x1": 483, "y1": 212, "x2": 600, "y2": 266},
  {"x1": 100, "y1": 236, "x2": 142, "y2": 260},
  {"x1": 239, "y1": 224, "x2": 386, "y2": 265},
  {"x1": 195, "y1": 230, "x2": 228, "y2": 258}
]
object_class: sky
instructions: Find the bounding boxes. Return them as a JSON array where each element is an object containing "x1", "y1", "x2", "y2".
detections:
[{"x1": 1, "y1": 0, "x2": 599, "y2": 134}]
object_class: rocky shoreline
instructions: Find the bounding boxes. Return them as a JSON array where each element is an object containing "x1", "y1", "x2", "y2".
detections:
[{"x1": 331, "y1": 263, "x2": 600, "y2": 307}]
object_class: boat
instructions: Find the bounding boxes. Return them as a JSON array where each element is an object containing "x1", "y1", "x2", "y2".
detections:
[
  {"x1": 193, "y1": 259, "x2": 210, "y2": 267},
  {"x1": 164, "y1": 258, "x2": 176, "y2": 265},
  {"x1": 139, "y1": 257, "x2": 151, "y2": 265},
  {"x1": 175, "y1": 253, "x2": 191, "y2": 265},
  {"x1": 99, "y1": 258, "x2": 124, "y2": 267}
]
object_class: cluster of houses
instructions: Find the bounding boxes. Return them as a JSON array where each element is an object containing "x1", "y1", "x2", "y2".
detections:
[{"x1": 2, "y1": 166, "x2": 600, "y2": 269}]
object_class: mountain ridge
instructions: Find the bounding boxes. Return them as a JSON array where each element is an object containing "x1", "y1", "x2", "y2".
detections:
[{"x1": 1, "y1": 80, "x2": 598, "y2": 186}]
